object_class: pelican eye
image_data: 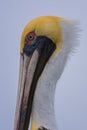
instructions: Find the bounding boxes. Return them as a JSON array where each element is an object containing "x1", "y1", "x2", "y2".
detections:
[
  {"x1": 28, "y1": 34, "x2": 34, "y2": 40},
  {"x1": 25, "y1": 31, "x2": 36, "y2": 44}
]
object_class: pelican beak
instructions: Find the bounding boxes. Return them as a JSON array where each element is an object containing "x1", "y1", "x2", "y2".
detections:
[{"x1": 14, "y1": 36, "x2": 56, "y2": 130}]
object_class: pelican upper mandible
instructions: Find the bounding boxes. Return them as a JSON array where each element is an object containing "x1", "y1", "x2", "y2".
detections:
[{"x1": 14, "y1": 16, "x2": 77, "y2": 130}]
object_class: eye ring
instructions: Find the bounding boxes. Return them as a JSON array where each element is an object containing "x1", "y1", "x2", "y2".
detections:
[
  {"x1": 25, "y1": 31, "x2": 36, "y2": 43},
  {"x1": 28, "y1": 34, "x2": 34, "y2": 41}
]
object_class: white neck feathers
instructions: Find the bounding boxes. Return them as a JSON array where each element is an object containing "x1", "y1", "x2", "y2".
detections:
[{"x1": 31, "y1": 21, "x2": 78, "y2": 130}]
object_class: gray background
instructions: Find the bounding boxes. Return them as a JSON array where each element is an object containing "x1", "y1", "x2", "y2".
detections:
[{"x1": 0, "y1": 0, "x2": 87, "y2": 130}]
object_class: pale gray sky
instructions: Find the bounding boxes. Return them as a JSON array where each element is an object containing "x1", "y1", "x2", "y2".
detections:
[{"x1": 0, "y1": 0, "x2": 87, "y2": 130}]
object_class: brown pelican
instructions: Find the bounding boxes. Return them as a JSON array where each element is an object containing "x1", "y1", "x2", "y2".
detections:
[{"x1": 14, "y1": 16, "x2": 77, "y2": 130}]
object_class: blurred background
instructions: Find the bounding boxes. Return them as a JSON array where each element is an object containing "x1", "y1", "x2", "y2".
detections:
[{"x1": 0, "y1": 0, "x2": 87, "y2": 130}]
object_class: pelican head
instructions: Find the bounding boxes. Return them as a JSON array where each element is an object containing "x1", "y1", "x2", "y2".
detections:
[{"x1": 14, "y1": 16, "x2": 77, "y2": 130}]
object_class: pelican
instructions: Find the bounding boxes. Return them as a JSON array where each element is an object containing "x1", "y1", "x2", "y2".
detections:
[{"x1": 14, "y1": 16, "x2": 77, "y2": 130}]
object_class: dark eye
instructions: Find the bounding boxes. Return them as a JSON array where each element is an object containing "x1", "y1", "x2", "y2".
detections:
[
  {"x1": 25, "y1": 31, "x2": 36, "y2": 43},
  {"x1": 28, "y1": 34, "x2": 34, "y2": 40}
]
